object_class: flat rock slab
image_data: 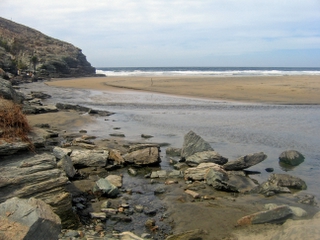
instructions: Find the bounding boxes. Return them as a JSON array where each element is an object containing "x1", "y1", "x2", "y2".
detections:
[
  {"x1": 0, "y1": 197, "x2": 61, "y2": 240},
  {"x1": 223, "y1": 152, "x2": 267, "y2": 171}
]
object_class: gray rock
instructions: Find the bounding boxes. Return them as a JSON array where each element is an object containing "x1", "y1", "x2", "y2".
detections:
[
  {"x1": 151, "y1": 170, "x2": 168, "y2": 178},
  {"x1": 58, "y1": 155, "x2": 76, "y2": 178},
  {"x1": 265, "y1": 204, "x2": 307, "y2": 218},
  {"x1": 0, "y1": 197, "x2": 61, "y2": 240},
  {"x1": 223, "y1": 152, "x2": 267, "y2": 171},
  {"x1": 205, "y1": 168, "x2": 239, "y2": 192},
  {"x1": 141, "y1": 134, "x2": 153, "y2": 139},
  {"x1": 0, "y1": 78, "x2": 23, "y2": 103},
  {"x1": 173, "y1": 162, "x2": 189, "y2": 171},
  {"x1": 0, "y1": 140, "x2": 29, "y2": 156},
  {"x1": 237, "y1": 205, "x2": 293, "y2": 225},
  {"x1": 94, "y1": 178, "x2": 120, "y2": 198},
  {"x1": 90, "y1": 212, "x2": 107, "y2": 220},
  {"x1": 123, "y1": 147, "x2": 161, "y2": 165},
  {"x1": 128, "y1": 168, "x2": 138, "y2": 176},
  {"x1": 186, "y1": 150, "x2": 228, "y2": 167},
  {"x1": 252, "y1": 181, "x2": 291, "y2": 196},
  {"x1": 279, "y1": 150, "x2": 305, "y2": 166},
  {"x1": 181, "y1": 131, "x2": 213, "y2": 159},
  {"x1": 53, "y1": 146, "x2": 72, "y2": 160},
  {"x1": 227, "y1": 173, "x2": 258, "y2": 193},
  {"x1": 268, "y1": 173, "x2": 307, "y2": 190},
  {"x1": 168, "y1": 170, "x2": 184, "y2": 178},
  {"x1": 70, "y1": 149, "x2": 109, "y2": 168},
  {"x1": 166, "y1": 147, "x2": 181, "y2": 157},
  {"x1": 106, "y1": 175, "x2": 123, "y2": 188}
]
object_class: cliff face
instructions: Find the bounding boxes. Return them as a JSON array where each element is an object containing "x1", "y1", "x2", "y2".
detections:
[{"x1": 0, "y1": 17, "x2": 95, "y2": 78}]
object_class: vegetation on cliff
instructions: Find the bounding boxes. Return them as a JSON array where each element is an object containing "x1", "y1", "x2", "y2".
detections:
[{"x1": 0, "y1": 17, "x2": 95, "y2": 78}]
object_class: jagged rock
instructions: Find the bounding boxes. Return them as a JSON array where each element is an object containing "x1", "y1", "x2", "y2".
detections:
[
  {"x1": 123, "y1": 147, "x2": 161, "y2": 165},
  {"x1": 205, "y1": 168, "x2": 239, "y2": 192},
  {"x1": 184, "y1": 162, "x2": 225, "y2": 181},
  {"x1": 185, "y1": 150, "x2": 228, "y2": 167},
  {"x1": 70, "y1": 149, "x2": 109, "y2": 168},
  {"x1": 279, "y1": 150, "x2": 305, "y2": 166},
  {"x1": 166, "y1": 147, "x2": 181, "y2": 157},
  {"x1": 268, "y1": 173, "x2": 307, "y2": 190},
  {"x1": 252, "y1": 181, "x2": 291, "y2": 196},
  {"x1": 106, "y1": 175, "x2": 123, "y2": 188},
  {"x1": 181, "y1": 131, "x2": 213, "y2": 159},
  {"x1": 0, "y1": 197, "x2": 61, "y2": 240},
  {"x1": 0, "y1": 154, "x2": 76, "y2": 228},
  {"x1": 57, "y1": 155, "x2": 76, "y2": 178},
  {"x1": 237, "y1": 205, "x2": 293, "y2": 226},
  {"x1": 223, "y1": 152, "x2": 267, "y2": 171},
  {"x1": 0, "y1": 78, "x2": 24, "y2": 103},
  {"x1": 93, "y1": 178, "x2": 120, "y2": 198}
]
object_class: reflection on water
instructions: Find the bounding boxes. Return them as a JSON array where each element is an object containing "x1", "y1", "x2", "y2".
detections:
[{"x1": 20, "y1": 82, "x2": 320, "y2": 199}]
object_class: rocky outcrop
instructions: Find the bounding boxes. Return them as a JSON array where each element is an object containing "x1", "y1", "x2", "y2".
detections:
[
  {"x1": 223, "y1": 152, "x2": 267, "y2": 171},
  {"x1": 181, "y1": 131, "x2": 213, "y2": 159},
  {"x1": 0, "y1": 78, "x2": 24, "y2": 102},
  {"x1": 279, "y1": 150, "x2": 305, "y2": 166},
  {"x1": 0, "y1": 197, "x2": 61, "y2": 240},
  {"x1": 0, "y1": 17, "x2": 95, "y2": 78}
]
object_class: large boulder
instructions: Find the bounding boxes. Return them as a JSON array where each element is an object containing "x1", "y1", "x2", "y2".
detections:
[
  {"x1": 0, "y1": 153, "x2": 77, "y2": 228},
  {"x1": 279, "y1": 150, "x2": 305, "y2": 166},
  {"x1": 181, "y1": 131, "x2": 213, "y2": 159},
  {"x1": 0, "y1": 78, "x2": 24, "y2": 103},
  {"x1": 186, "y1": 150, "x2": 228, "y2": 167},
  {"x1": 123, "y1": 147, "x2": 161, "y2": 165},
  {"x1": 268, "y1": 173, "x2": 307, "y2": 190},
  {"x1": 0, "y1": 197, "x2": 61, "y2": 240},
  {"x1": 70, "y1": 149, "x2": 109, "y2": 168},
  {"x1": 223, "y1": 152, "x2": 267, "y2": 171}
]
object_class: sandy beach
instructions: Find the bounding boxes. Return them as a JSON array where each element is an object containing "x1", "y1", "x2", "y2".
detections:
[{"x1": 47, "y1": 75, "x2": 320, "y2": 104}]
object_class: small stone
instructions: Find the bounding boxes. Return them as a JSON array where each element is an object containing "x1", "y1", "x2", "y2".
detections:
[
  {"x1": 185, "y1": 189, "x2": 201, "y2": 199},
  {"x1": 145, "y1": 219, "x2": 156, "y2": 228},
  {"x1": 128, "y1": 168, "x2": 138, "y2": 176},
  {"x1": 265, "y1": 168, "x2": 274, "y2": 172},
  {"x1": 90, "y1": 212, "x2": 107, "y2": 220},
  {"x1": 134, "y1": 205, "x2": 144, "y2": 213},
  {"x1": 141, "y1": 134, "x2": 154, "y2": 139}
]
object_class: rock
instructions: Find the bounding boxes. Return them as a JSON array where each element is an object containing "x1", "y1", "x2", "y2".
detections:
[
  {"x1": 0, "y1": 197, "x2": 61, "y2": 240},
  {"x1": 106, "y1": 175, "x2": 123, "y2": 188},
  {"x1": 205, "y1": 168, "x2": 239, "y2": 192},
  {"x1": 70, "y1": 149, "x2": 109, "y2": 168},
  {"x1": 58, "y1": 155, "x2": 76, "y2": 178},
  {"x1": 128, "y1": 143, "x2": 160, "y2": 152},
  {"x1": 154, "y1": 186, "x2": 166, "y2": 195},
  {"x1": 30, "y1": 91, "x2": 51, "y2": 99},
  {"x1": 297, "y1": 194, "x2": 317, "y2": 206},
  {"x1": 185, "y1": 150, "x2": 228, "y2": 167},
  {"x1": 223, "y1": 152, "x2": 267, "y2": 171},
  {"x1": 173, "y1": 162, "x2": 189, "y2": 171},
  {"x1": 237, "y1": 205, "x2": 293, "y2": 226},
  {"x1": 265, "y1": 167, "x2": 274, "y2": 172},
  {"x1": 90, "y1": 212, "x2": 107, "y2": 220},
  {"x1": 0, "y1": 140, "x2": 29, "y2": 156},
  {"x1": 0, "y1": 153, "x2": 77, "y2": 228},
  {"x1": 168, "y1": 170, "x2": 183, "y2": 178},
  {"x1": 123, "y1": 147, "x2": 161, "y2": 165},
  {"x1": 265, "y1": 204, "x2": 307, "y2": 218},
  {"x1": 0, "y1": 78, "x2": 23, "y2": 103},
  {"x1": 141, "y1": 134, "x2": 153, "y2": 139},
  {"x1": 165, "y1": 229, "x2": 206, "y2": 240},
  {"x1": 279, "y1": 150, "x2": 305, "y2": 166},
  {"x1": 268, "y1": 173, "x2": 307, "y2": 190},
  {"x1": 110, "y1": 133, "x2": 125, "y2": 137},
  {"x1": 181, "y1": 131, "x2": 213, "y2": 159},
  {"x1": 166, "y1": 147, "x2": 181, "y2": 157},
  {"x1": 93, "y1": 178, "x2": 120, "y2": 198},
  {"x1": 151, "y1": 170, "x2": 168, "y2": 178},
  {"x1": 128, "y1": 168, "x2": 138, "y2": 176},
  {"x1": 134, "y1": 205, "x2": 144, "y2": 213},
  {"x1": 113, "y1": 231, "x2": 144, "y2": 240},
  {"x1": 184, "y1": 162, "x2": 226, "y2": 181},
  {"x1": 145, "y1": 218, "x2": 156, "y2": 228},
  {"x1": 109, "y1": 149, "x2": 125, "y2": 165},
  {"x1": 226, "y1": 173, "x2": 258, "y2": 193},
  {"x1": 53, "y1": 146, "x2": 72, "y2": 159},
  {"x1": 185, "y1": 189, "x2": 201, "y2": 199},
  {"x1": 252, "y1": 181, "x2": 291, "y2": 196}
]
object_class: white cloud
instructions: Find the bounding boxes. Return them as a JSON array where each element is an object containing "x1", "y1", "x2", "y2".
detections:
[{"x1": 1, "y1": 0, "x2": 320, "y2": 66}]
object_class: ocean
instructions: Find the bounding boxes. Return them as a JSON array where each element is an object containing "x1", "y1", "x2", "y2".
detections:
[{"x1": 96, "y1": 66, "x2": 320, "y2": 77}]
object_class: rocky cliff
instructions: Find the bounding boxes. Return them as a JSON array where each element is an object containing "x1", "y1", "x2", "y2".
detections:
[{"x1": 0, "y1": 17, "x2": 95, "y2": 78}]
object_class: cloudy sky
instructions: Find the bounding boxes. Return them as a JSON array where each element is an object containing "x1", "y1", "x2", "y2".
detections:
[{"x1": 1, "y1": 0, "x2": 320, "y2": 67}]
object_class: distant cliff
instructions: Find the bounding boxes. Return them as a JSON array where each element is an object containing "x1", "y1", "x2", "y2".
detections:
[{"x1": 0, "y1": 17, "x2": 95, "y2": 79}]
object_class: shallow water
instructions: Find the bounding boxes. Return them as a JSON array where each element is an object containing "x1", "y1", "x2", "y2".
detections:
[{"x1": 20, "y1": 82, "x2": 320, "y2": 199}]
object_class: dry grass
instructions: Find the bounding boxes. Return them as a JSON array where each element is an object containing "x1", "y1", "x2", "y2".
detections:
[{"x1": 0, "y1": 98, "x2": 34, "y2": 150}]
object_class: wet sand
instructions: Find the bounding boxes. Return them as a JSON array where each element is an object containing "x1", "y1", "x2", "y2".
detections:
[{"x1": 47, "y1": 75, "x2": 320, "y2": 104}]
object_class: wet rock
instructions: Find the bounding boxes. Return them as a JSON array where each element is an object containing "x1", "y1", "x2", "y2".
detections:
[
  {"x1": 0, "y1": 140, "x2": 29, "y2": 156},
  {"x1": 173, "y1": 162, "x2": 189, "y2": 171},
  {"x1": 151, "y1": 170, "x2": 168, "y2": 178},
  {"x1": 110, "y1": 133, "x2": 125, "y2": 137},
  {"x1": 141, "y1": 134, "x2": 153, "y2": 139},
  {"x1": 70, "y1": 149, "x2": 109, "y2": 168},
  {"x1": 265, "y1": 204, "x2": 307, "y2": 218},
  {"x1": 30, "y1": 91, "x2": 51, "y2": 99},
  {"x1": 134, "y1": 205, "x2": 144, "y2": 213},
  {"x1": 185, "y1": 150, "x2": 228, "y2": 167},
  {"x1": 184, "y1": 162, "x2": 226, "y2": 181},
  {"x1": 265, "y1": 167, "x2": 274, "y2": 172},
  {"x1": 56, "y1": 103, "x2": 113, "y2": 116},
  {"x1": 123, "y1": 147, "x2": 161, "y2": 165},
  {"x1": 90, "y1": 212, "x2": 107, "y2": 220},
  {"x1": 154, "y1": 186, "x2": 166, "y2": 195},
  {"x1": 237, "y1": 205, "x2": 293, "y2": 226},
  {"x1": 106, "y1": 175, "x2": 123, "y2": 188},
  {"x1": 252, "y1": 181, "x2": 291, "y2": 196},
  {"x1": 268, "y1": 173, "x2": 307, "y2": 190},
  {"x1": 128, "y1": 168, "x2": 138, "y2": 176},
  {"x1": 93, "y1": 178, "x2": 120, "y2": 198},
  {"x1": 181, "y1": 131, "x2": 213, "y2": 159},
  {"x1": 223, "y1": 152, "x2": 267, "y2": 171},
  {"x1": 168, "y1": 170, "x2": 184, "y2": 178},
  {"x1": 0, "y1": 197, "x2": 61, "y2": 240},
  {"x1": 166, "y1": 147, "x2": 181, "y2": 157},
  {"x1": 144, "y1": 208, "x2": 157, "y2": 216},
  {"x1": 57, "y1": 155, "x2": 76, "y2": 178},
  {"x1": 296, "y1": 194, "x2": 317, "y2": 206},
  {"x1": 205, "y1": 168, "x2": 239, "y2": 192},
  {"x1": 227, "y1": 172, "x2": 258, "y2": 193},
  {"x1": 145, "y1": 218, "x2": 156, "y2": 228},
  {"x1": 279, "y1": 150, "x2": 305, "y2": 166}
]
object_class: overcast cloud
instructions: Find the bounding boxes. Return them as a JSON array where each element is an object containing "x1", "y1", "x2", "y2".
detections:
[{"x1": 1, "y1": 0, "x2": 320, "y2": 67}]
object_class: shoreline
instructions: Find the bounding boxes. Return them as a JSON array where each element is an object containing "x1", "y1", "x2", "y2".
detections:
[{"x1": 47, "y1": 75, "x2": 320, "y2": 105}]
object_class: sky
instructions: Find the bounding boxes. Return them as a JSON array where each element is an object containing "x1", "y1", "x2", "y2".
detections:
[{"x1": 1, "y1": 0, "x2": 320, "y2": 67}]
